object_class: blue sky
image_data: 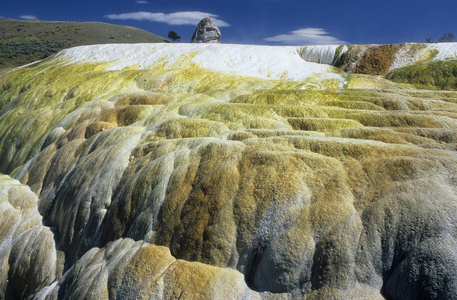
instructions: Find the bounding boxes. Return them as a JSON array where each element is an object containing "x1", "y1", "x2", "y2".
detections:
[{"x1": 2, "y1": 0, "x2": 457, "y2": 45}]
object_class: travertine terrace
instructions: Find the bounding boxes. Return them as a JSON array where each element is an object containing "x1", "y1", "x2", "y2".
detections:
[{"x1": 1, "y1": 42, "x2": 457, "y2": 299}]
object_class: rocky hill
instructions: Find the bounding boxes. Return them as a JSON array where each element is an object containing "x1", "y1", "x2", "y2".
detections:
[
  {"x1": 0, "y1": 19, "x2": 168, "y2": 69},
  {"x1": 1, "y1": 42, "x2": 457, "y2": 299}
]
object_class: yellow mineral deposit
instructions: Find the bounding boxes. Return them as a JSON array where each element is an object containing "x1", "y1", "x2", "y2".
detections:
[{"x1": 0, "y1": 43, "x2": 457, "y2": 299}]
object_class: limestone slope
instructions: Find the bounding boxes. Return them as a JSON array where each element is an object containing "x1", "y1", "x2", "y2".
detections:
[{"x1": 0, "y1": 43, "x2": 457, "y2": 299}]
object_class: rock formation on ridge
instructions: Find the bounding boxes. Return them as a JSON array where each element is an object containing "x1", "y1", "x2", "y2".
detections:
[
  {"x1": 190, "y1": 18, "x2": 221, "y2": 43},
  {"x1": 0, "y1": 42, "x2": 457, "y2": 299}
]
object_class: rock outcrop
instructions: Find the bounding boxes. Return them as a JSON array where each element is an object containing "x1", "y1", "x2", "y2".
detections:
[
  {"x1": 190, "y1": 18, "x2": 221, "y2": 43},
  {"x1": 1, "y1": 43, "x2": 457, "y2": 299}
]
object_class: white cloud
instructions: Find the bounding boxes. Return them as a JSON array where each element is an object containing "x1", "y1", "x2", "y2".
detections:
[
  {"x1": 135, "y1": 1, "x2": 149, "y2": 4},
  {"x1": 105, "y1": 11, "x2": 230, "y2": 27},
  {"x1": 19, "y1": 15, "x2": 37, "y2": 20},
  {"x1": 264, "y1": 28, "x2": 346, "y2": 45}
]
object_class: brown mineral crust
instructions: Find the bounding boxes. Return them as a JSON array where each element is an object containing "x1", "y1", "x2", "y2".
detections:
[{"x1": 354, "y1": 44, "x2": 402, "y2": 75}]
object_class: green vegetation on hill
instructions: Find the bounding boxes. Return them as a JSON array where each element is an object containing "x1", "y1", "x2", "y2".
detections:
[
  {"x1": 0, "y1": 19, "x2": 169, "y2": 69},
  {"x1": 387, "y1": 60, "x2": 457, "y2": 90}
]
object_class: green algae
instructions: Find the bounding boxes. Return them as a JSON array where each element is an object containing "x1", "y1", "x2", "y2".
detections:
[
  {"x1": 0, "y1": 61, "x2": 143, "y2": 172},
  {"x1": 2, "y1": 53, "x2": 455, "y2": 175},
  {"x1": 332, "y1": 45, "x2": 351, "y2": 68},
  {"x1": 387, "y1": 60, "x2": 457, "y2": 90},
  {"x1": 0, "y1": 50, "x2": 456, "y2": 178},
  {"x1": 0, "y1": 54, "x2": 338, "y2": 174}
]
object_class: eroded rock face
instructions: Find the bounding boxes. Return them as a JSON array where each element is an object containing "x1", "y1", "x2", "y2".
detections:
[
  {"x1": 190, "y1": 18, "x2": 221, "y2": 43},
  {"x1": 1, "y1": 43, "x2": 457, "y2": 299}
]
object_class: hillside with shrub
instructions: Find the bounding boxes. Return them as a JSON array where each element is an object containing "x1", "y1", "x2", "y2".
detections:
[{"x1": 0, "y1": 18, "x2": 168, "y2": 69}]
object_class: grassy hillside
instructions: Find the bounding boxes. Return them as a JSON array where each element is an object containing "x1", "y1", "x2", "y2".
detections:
[{"x1": 0, "y1": 18, "x2": 169, "y2": 69}]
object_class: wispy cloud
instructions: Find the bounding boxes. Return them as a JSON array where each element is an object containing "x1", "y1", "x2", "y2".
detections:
[
  {"x1": 264, "y1": 28, "x2": 346, "y2": 45},
  {"x1": 104, "y1": 11, "x2": 230, "y2": 27},
  {"x1": 135, "y1": 1, "x2": 149, "y2": 4},
  {"x1": 19, "y1": 15, "x2": 37, "y2": 20}
]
